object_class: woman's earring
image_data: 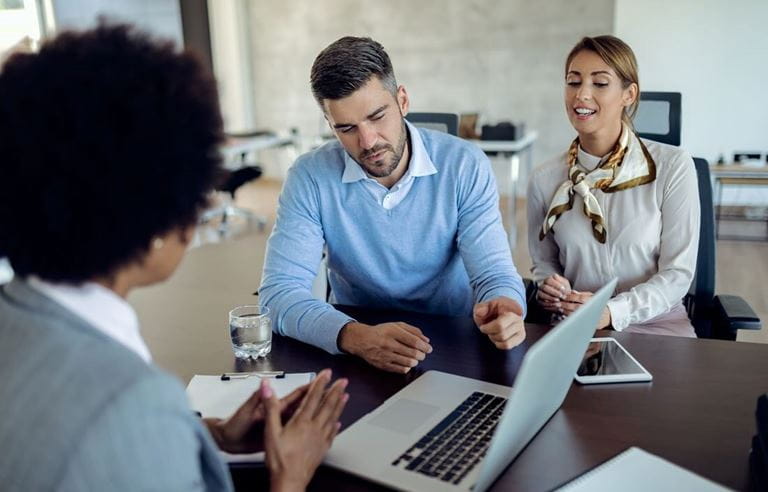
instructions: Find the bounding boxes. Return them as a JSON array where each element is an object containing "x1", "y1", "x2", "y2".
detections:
[{"x1": 152, "y1": 237, "x2": 165, "y2": 250}]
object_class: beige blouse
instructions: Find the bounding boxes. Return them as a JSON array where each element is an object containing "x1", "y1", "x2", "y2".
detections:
[{"x1": 527, "y1": 138, "x2": 700, "y2": 331}]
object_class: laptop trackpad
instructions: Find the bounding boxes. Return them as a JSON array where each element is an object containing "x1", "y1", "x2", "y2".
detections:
[{"x1": 369, "y1": 398, "x2": 440, "y2": 435}]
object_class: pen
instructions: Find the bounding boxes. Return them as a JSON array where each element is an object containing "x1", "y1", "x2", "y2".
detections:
[{"x1": 221, "y1": 371, "x2": 285, "y2": 381}]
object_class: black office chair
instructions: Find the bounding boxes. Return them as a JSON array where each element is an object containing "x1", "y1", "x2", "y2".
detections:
[
  {"x1": 200, "y1": 130, "x2": 269, "y2": 235},
  {"x1": 406, "y1": 112, "x2": 459, "y2": 136},
  {"x1": 688, "y1": 157, "x2": 761, "y2": 338},
  {"x1": 634, "y1": 91, "x2": 681, "y2": 146}
]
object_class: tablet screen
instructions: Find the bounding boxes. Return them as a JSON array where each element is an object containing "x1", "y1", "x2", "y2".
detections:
[{"x1": 577, "y1": 339, "x2": 646, "y2": 376}]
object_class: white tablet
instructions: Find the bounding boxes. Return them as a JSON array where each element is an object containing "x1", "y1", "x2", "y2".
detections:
[{"x1": 574, "y1": 337, "x2": 652, "y2": 384}]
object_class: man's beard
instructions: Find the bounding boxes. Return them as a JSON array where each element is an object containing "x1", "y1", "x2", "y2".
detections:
[{"x1": 352, "y1": 119, "x2": 407, "y2": 178}]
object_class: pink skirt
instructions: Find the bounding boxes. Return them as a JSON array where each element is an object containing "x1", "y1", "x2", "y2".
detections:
[{"x1": 623, "y1": 303, "x2": 696, "y2": 338}]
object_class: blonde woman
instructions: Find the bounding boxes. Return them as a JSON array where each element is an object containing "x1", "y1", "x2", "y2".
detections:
[{"x1": 527, "y1": 35, "x2": 700, "y2": 337}]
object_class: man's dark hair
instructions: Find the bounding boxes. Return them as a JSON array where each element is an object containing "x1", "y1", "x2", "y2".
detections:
[
  {"x1": 0, "y1": 23, "x2": 224, "y2": 283},
  {"x1": 310, "y1": 36, "x2": 397, "y2": 106}
]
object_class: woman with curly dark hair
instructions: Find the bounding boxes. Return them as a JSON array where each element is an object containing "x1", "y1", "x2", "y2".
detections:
[{"x1": 0, "y1": 24, "x2": 347, "y2": 491}]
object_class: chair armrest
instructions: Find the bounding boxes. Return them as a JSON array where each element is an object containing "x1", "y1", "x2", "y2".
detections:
[{"x1": 714, "y1": 295, "x2": 762, "y2": 333}]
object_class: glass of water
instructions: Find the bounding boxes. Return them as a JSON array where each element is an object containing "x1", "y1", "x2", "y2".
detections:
[{"x1": 229, "y1": 305, "x2": 272, "y2": 359}]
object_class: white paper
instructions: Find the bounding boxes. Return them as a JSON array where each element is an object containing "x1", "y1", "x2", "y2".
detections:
[
  {"x1": 220, "y1": 450, "x2": 265, "y2": 464},
  {"x1": 556, "y1": 447, "x2": 732, "y2": 491},
  {"x1": 186, "y1": 373, "x2": 314, "y2": 419}
]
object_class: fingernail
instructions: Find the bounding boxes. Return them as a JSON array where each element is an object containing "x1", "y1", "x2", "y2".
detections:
[
  {"x1": 343, "y1": 393, "x2": 349, "y2": 402},
  {"x1": 261, "y1": 379, "x2": 273, "y2": 398},
  {"x1": 336, "y1": 422, "x2": 342, "y2": 430},
  {"x1": 339, "y1": 378, "x2": 349, "y2": 388}
]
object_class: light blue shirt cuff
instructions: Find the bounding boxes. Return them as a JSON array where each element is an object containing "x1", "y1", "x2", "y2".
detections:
[{"x1": 313, "y1": 310, "x2": 356, "y2": 355}]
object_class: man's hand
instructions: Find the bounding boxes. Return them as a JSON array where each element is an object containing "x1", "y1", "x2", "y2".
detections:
[
  {"x1": 265, "y1": 369, "x2": 349, "y2": 492},
  {"x1": 560, "y1": 290, "x2": 612, "y2": 329},
  {"x1": 204, "y1": 379, "x2": 310, "y2": 454},
  {"x1": 536, "y1": 274, "x2": 572, "y2": 313},
  {"x1": 338, "y1": 321, "x2": 432, "y2": 374},
  {"x1": 473, "y1": 296, "x2": 526, "y2": 350}
]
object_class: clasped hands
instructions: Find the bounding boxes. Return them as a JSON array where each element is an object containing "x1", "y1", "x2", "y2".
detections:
[
  {"x1": 337, "y1": 296, "x2": 526, "y2": 374},
  {"x1": 204, "y1": 369, "x2": 348, "y2": 492},
  {"x1": 537, "y1": 274, "x2": 611, "y2": 329}
]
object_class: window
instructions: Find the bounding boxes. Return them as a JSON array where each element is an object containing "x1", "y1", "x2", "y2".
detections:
[{"x1": 1, "y1": 0, "x2": 43, "y2": 61}]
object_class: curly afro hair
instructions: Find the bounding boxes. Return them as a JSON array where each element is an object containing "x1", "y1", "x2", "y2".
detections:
[{"x1": 0, "y1": 23, "x2": 224, "y2": 283}]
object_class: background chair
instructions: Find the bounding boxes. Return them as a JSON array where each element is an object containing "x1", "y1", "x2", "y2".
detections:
[
  {"x1": 634, "y1": 91, "x2": 681, "y2": 146},
  {"x1": 406, "y1": 112, "x2": 459, "y2": 136},
  {"x1": 689, "y1": 157, "x2": 761, "y2": 338},
  {"x1": 200, "y1": 130, "x2": 273, "y2": 235},
  {"x1": 525, "y1": 92, "x2": 762, "y2": 339}
]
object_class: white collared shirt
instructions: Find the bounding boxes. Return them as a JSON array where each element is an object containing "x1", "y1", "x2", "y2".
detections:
[
  {"x1": 341, "y1": 121, "x2": 438, "y2": 210},
  {"x1": 577, "y1": 146, "x2": 607, "y2": 171},
  {"x1": 527, "y1": 138, "x2": 700, "y2": 331},
  {"x1": 27, "y1": 276, "x2": 151, "y2": 363}
]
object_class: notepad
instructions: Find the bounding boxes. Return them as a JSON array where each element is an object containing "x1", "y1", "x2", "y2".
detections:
[
  {"x1": 556, "y1": 447, "x2": 732, "y2": 491},
  {"x1": 186, "y1": 373, "x2": 314, "y2": 419},
  {"x1": 187, "y1": 373, "x2": 315, "y2": 465}
]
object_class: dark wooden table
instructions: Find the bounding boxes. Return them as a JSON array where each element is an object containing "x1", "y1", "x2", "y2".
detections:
[{"x1": 150, "y1": 306, "x2": 768, "y2": 491}]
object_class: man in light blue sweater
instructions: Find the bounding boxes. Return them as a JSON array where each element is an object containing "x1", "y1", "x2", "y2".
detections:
[{"x1": 260, "y1": 37, "x2": 526, "y2": 373}]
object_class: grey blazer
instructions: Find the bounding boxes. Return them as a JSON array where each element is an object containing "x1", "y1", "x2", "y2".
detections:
[{"x1": 0, "y1": 279, "x2": 233, "y2": 491}]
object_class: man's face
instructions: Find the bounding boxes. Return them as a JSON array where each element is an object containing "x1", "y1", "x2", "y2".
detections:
[{"x1": 323, "y1": 77, "x2": 409, "y2": 179}]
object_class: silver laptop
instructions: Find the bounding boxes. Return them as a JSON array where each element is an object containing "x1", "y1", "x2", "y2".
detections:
[{"x1": 325, "y1": 278, "x2": 618, "y2": 492}]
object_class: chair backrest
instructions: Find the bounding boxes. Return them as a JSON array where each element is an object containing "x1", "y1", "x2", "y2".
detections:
[
  {"x1": 405, "y1": 112, "x2": 459, "y2": 136},
  {"x1": 634, "y1": 92, "x2": 681, "y2": 146},
  {"x1": 691, "y1": 158, "x2": 716, "y2": 299},
  {"x1": 689, "y1": 157, "x2": 717, "y2": 337}
]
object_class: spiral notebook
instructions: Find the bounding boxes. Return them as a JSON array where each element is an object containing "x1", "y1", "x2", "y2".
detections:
[{"x1": 556, "y1": 447, "x2": 732, "y2": 491}]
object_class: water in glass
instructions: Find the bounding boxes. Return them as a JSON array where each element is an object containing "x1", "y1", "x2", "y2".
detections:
[{"x1": 229, "y1": 306, "x2": 271, "y2": 359}]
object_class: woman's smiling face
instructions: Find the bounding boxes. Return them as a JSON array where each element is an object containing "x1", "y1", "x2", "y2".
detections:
[{"x1": 564, "y1": 49, "x2": 637, "y2": 141}]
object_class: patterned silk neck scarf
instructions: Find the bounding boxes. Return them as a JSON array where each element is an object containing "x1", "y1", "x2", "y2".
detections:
[{"x1": 539, "y1": 124, "x2": 656, "y2": 243}]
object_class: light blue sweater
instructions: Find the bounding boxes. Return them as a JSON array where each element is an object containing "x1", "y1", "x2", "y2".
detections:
[{"x1": 260, "y1": 123, "x2": 525, "y2": 354}]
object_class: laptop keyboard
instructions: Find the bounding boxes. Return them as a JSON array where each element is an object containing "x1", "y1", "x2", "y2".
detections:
[{"x1": 391, "y1": 391, "x2": 507, "y2": 485}]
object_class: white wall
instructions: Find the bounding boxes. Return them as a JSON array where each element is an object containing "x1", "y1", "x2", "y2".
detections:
[
  {"x1": 244, "y1": 0, "x2": 615, "y2": 181},
  {"x1": 615, "y1": 0, "x2": 768, "y2": 205}
]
